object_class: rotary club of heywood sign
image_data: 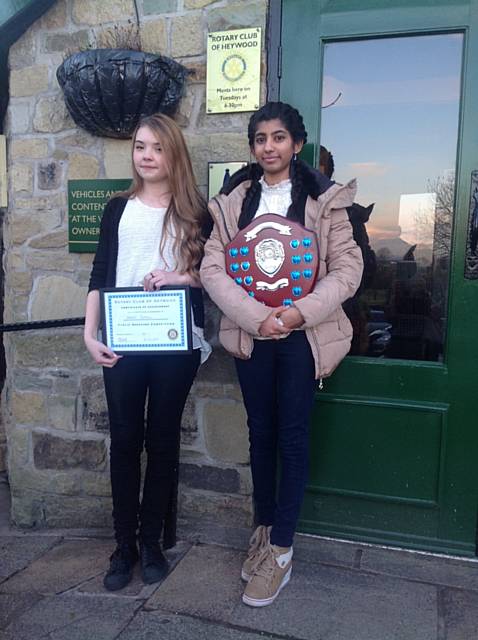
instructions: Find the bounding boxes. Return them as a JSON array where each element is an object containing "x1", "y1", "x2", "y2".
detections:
[{"x1": 206, "y1": 28, "x2": 262, "y2": 114}]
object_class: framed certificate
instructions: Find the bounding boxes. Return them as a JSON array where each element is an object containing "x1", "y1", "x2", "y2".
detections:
[{"x1": 100, "y1": 286, "x2": 192, "y2": 355}]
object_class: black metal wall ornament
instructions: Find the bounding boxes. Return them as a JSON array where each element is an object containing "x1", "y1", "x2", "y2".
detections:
[
  {"x1": 465, "y1": 170, "x2": 478, "y2": 279},
  {"x1": 56, "y1": 49, "x2": 188, "y2": 139}
]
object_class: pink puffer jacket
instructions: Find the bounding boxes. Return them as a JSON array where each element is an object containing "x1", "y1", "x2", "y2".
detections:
[{"x1": 200, "y1": 179, "x2": 363, "y2": 380}]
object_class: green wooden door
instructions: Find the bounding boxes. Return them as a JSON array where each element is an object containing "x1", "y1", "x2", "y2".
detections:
[{"x1": 280, "y1": 0, "x2": 478, "y2": 556}]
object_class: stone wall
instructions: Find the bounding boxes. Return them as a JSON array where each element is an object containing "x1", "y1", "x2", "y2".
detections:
[{"x1": 3, "y1": 0, "x2": 268, "y2": 528}]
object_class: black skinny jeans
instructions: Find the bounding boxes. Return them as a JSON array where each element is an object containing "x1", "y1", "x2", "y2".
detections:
[
  {"x1": 235, "y1": 331, "x2": 317, "y2": 548},
  {"x1": 103, "y1": 350, "x2": 200, "y2": 545}
]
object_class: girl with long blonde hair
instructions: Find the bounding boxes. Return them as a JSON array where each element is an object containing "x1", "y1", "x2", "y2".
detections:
[{"x1": 84, "y1": 113, "x2": 211, "y2": 592}]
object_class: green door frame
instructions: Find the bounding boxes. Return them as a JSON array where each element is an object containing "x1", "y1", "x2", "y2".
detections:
[{"x1": 279, "y1": 0, "x2": 478, "y2": 556}]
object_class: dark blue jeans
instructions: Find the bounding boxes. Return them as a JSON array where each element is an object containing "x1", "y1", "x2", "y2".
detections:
[
  {"x1": 235, "y1": 331, "x2": 317, "y2": 547},
  {"x1": 103, "y1": 350, "x2": 200, "y2": 545}
]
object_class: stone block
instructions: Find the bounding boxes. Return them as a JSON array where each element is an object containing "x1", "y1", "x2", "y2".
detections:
[
  {"x1": 9, "y1": 138, "x2": 48, "y2": 160},
  {"x1": 38, "y1": 161, "x2": 61, "y2": 190},
  {"x1": 11, "y1": 163, "x2": 33, "y2": 193},
  {"x1": 196, "y1": 347, "x2": 238, "y2": 384},
  {"x1": 185, "y1": 0, "x2": 217, "y2": 8},
  {"x1": 52, "y1": 370, "x2": 80, "y2": 395},
  {"x1": 82, "y1": 472, "x2": 111, "y2": 497},
  {"x1": 72, "y1": 0, "x2": 135, "y2": 25},
  {"x1": 29, "y1": 229, "x2": 68, "y2": 249},
  {"x1": 15, "y1": 193, "x2": 66, "y2": 211},
  {"x1": 13, "y1": 332, "x2": 91, "y2": 370},
  {"x1": 33, "y1": 432, "x2": 107, "y2": 471},
  {"x1": 33, "y1": 95, "x2": 71, "y2": 133},
  {"x1": 13, "y1": 369, "x2": 54, "y2": 392},
  {"x1": 10, "y1": 391, "x2": 47, "y2": 426},
  {"x1": 236, "y1": 465, "x2": 253, "y2": 495},
  {"x1": 8, "y1": 29, "x2": 36, "y2": 69},
  {"x1": 103, "y1": 139, "x2": 133, "y2": 179},
  {"x1": 179, "y1": 487, "x2": 252, "y2": 526},
  {"x1": 7, "y1": 215, "x2": 41, "y2": 245},
  {"x1": 184, "y1": 132, "x2": 249, "y2": 185},
  {"x1": 80, "y1": 375, "x2": 109, "y2": 432},
  {"x1": 8, "y1": 464, "x2": 79, "y2": 497},
  {"x1": 30, "y1": 275, "x2": 87, "y2": 321},
  {"x1": 5, "y1": 295, "x2": 29, "y2": 322},
  {"x1": 9, "y1": 271, "x2": 32, "y2": 294},
  {"x1": 203, "y1": 399, "x2": 249, "y2": 463},
  {"x1": 184, "y1": 61, "x2": 206, "y2": 84},
  {"x1": 56, "y1": 130, "x2": 96, "y2": 150},
  {"x1": 4, "y1": 412, "x2": 33, "y2": 459},
  {"x1": 143, "y1": 0, "x2": 177, "y2": 16},
  {"x1": 207, "y1": 1, "x2": 267, "y2": 32},
  {"x1": 179, "y1": 462, "x2": 240, "y2": 493},
  {"x1": 38, "y1": 2, "x2": 67, "y2": 29},
  {"x1": 48, "y1": 395, "x2": 76, "y2": 431},
  {"x1": 171, "y1": 14, "x2": 204, "y2": 57},
  {"x1": 10, "y1": 66, "x2": 49, "y2": 98},
  {"x1": 7, "y1": 103, "x2": 30, "y2": 135},
  {"x1": 180, "y1": 394, "x2": 198, "y2": 445},
  {"x1": 4, "y1": 250, "x2": 25, "y2": 271},
  {"x1": 43, "y1": 30, "x2": 90, "y2": 53},
  {"x1": 175, "y1": 84, "x2": 197, "y2": 127},
  {"x1": 67, "y1": 153, "x2": 100, "y2": 180},
  {"x1": 26, "y1": 251, "x2": 77, "y2": 272}
]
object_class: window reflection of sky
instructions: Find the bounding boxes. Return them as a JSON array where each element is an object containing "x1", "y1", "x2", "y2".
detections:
[{"x1": 321, "y1": 34, "x2": 463, "y2": 258}]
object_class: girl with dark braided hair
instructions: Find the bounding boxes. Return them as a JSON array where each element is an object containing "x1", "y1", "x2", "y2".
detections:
[{"x1": 201, "y1": 102, "x2": 363, "y2": 607}]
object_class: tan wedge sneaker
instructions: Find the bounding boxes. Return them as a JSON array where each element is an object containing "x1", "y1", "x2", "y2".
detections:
[
  {"x1": 241, "y1": 525, "x2": 271, "y2": 582},
  {"x1": 242, "y1": 543, "x2": 293, "y2": 607}
]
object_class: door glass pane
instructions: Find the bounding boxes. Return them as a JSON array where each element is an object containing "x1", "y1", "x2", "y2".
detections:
[{"x1": 320, "y1": 34, "x2": 463, "y2": 361}]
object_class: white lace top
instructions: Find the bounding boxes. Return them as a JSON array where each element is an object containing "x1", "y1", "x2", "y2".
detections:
[{"x1": 255, "y1": 177, "x2": 292, "y2": 217}]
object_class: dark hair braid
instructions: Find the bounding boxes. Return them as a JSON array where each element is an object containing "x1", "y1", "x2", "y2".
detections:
[
  {"x1": 286, "y1": 157, "x2": 307, "y2": 224},
  {"x1": 238, "y1": 163, "x2": 263, "y2": 229}
]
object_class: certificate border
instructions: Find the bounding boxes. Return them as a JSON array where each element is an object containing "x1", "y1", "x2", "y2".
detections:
[{"x1": 99, "y1": 286, "x2": 193, "y2": 355}]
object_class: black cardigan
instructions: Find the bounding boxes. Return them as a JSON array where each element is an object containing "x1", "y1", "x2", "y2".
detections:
[{"x1": 88, "y1": 196, "x2": 206, "y2": 328}]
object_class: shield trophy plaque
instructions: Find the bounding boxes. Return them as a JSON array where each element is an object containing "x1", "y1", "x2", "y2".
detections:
[{"x1": 225, "y1": 213, "x2": 319, "y2": 307}]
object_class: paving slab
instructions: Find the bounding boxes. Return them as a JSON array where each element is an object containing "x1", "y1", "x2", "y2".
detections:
[
  {"x1": 118, "y1": 610, "x2": 283, "y2": 640},
  {"x1": 0, "y1": 538, "x2": 111, "y2": 594},
  {"x1": 147, "y1": 543, "x2": 438, "y2": 640},
  {"x1": 146, "y1": 544, "x2": 244, "y2": 620},
  {"x1": 441, "y1": 587, "x2": 478, "y2": 640},
  {"x1": 4, "y1": 593, "x2": 141, "y2": 640},
  {"x1": 0, "y1": 535, "x2": 62, "y2": 581},
  {"x1": 361, "y1": 545, "x2": 478, "y2": 591},
  {"x1": 77, "y1": 539, "x2": 192, "y2": 597},
  {"x1": 0, "y1": 593, "x2": 43, "y2": 629}
]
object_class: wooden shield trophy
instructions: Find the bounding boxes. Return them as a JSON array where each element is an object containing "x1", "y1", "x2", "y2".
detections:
[{"x1": 225, "y1": 213, "x2": 319, "y2": 307}]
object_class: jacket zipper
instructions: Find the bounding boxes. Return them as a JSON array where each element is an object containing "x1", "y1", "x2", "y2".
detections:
[{"x1": 306, "y1": 327, "x2": 324, "y2": 390}]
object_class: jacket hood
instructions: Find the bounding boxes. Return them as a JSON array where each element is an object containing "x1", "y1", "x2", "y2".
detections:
[{"x1": 220, "y1": 159, "x2": 335, "y2": 200}]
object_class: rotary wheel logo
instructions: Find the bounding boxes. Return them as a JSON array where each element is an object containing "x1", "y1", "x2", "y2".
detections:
[
  {"x1": 222, "y1": 54, "x2": 247, "y2": 82},
  {"x1": 167, "y1": 328, "x2": 178, "y2": 340}
]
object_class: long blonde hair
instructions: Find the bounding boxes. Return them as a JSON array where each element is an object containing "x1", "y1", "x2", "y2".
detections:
[{"x1": 122, "y1": 113, "x2": 207, "y2": 275}]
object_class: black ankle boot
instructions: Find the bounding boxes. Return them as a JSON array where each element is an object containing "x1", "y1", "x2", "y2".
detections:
[
  {"x1": 139, "y1": 540, "x2": 169, "y2": 584},
  {"x1": 103, "y1": 542, "x2": 139, "y2": 591}
]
